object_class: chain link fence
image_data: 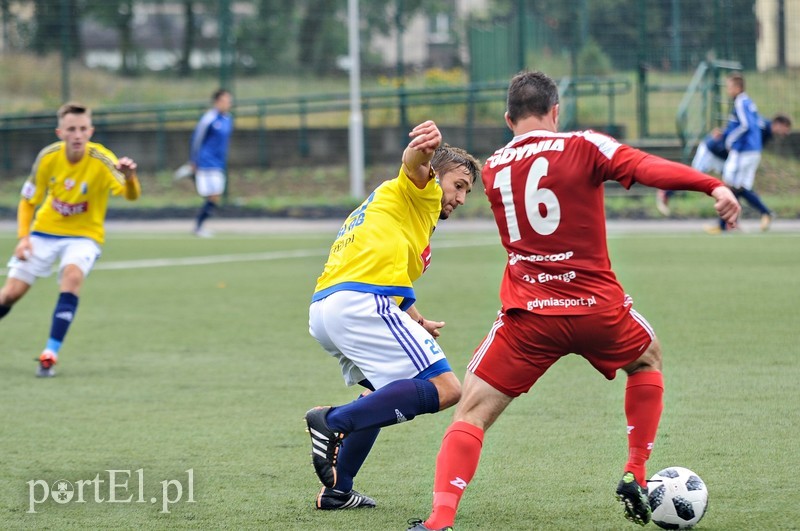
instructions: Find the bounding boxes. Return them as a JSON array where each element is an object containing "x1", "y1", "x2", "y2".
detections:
[{"x1": 1, "y1": 0, "x2": 797, "y2": 173}]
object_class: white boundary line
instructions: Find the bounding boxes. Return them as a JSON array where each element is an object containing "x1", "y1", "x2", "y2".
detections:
[{"x1": 0, "y1": 237, "x2": 500, "y2": 275}]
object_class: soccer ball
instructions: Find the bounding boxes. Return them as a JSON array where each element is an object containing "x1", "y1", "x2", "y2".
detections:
[{"x1": 648, "y1": 467, "x2": 708, "y2": 529}]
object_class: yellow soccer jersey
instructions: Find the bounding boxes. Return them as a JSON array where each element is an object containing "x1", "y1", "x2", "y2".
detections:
[
  {"x1": 21, "y1": 141, "x2": 127, "y2": 245},
  {"x1": 312, "y1": 165, "x2": 442, "y2": 310}
]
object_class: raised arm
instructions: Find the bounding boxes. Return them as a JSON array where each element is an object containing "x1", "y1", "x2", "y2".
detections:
[{"x1": 401, "y1": 120, "x2": 442, "y2": 189}]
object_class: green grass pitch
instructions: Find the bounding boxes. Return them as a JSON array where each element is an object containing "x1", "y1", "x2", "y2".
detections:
[{"x1": 0, "y1": 226, "x2": 798, "y2": 530}]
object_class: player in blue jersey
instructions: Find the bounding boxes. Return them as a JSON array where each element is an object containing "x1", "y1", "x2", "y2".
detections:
[
  {"x1": 189, "y1": 89, "x2": 233, "y2": 237},
  {"x1": 303, "y1": 120, "x2": 480, "y2": 511},
  {"x1": 707, "y1": 73, "x2": 788, "y2": 233},
  {"x1": 657, "y1": 75, "x2": 791, "y2": 232},
  {"x1": 690, "y1": 113, "x2": 791, "y2": 179},
  {"x1": 691, "y1": 113, "x2": 791, "y2": 175}
]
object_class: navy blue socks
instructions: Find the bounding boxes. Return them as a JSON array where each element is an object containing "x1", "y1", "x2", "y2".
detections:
[
  {"x1": 326, "y1": 378, "x2": 440, "y2": 433},
  {"x1": 195, "y1": 199, "x2": 217, "y2": 229},
  {"x1": 46, "y1": 292, "x2": 79, "y2": 354}
]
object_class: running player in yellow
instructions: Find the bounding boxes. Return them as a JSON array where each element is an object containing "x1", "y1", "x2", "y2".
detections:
[
  {"x1": 304, "y1": 120, "x2": 480, "y2": 510},
  {"x1": 0, "y1": 102, "x2": 140, "y2": 377}
]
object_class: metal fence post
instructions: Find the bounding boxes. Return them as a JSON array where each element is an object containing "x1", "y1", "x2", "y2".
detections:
[
  {"x1": 60, "y1": 0, "x2": 70, "y2": 102},
  {"x1": 156, "y1": 109, "x2": 166, "y2": 171},
  {"x1": 219, "y1": 0, "x2": 234, "y2": 93},
  {"x1": 299, "y1": 98, "x2": 309, "y2": 157},
  {"x1": 466, "y1": 83, "x2": 476, "y2": 154},
  {"x1": 258, "y1": 102, "x2": 268, "y2": 168},
  {"x1": 637, "y1": 0, "x2": 648, "y2": 138}
]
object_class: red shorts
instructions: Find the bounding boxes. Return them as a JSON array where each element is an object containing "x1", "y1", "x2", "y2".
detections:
[{"x1": 467, "y1": 299, "x2": 655, "y2": 397}]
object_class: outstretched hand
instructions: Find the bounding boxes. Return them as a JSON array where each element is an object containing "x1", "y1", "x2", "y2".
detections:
[
  {"x1": 116, "y1": 157, "x2": 138, "y2": 180},
  {"x1": 711, "y1": 185, "x2": 741, "y2": 228}
]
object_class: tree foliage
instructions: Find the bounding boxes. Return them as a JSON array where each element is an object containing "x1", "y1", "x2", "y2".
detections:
[
  {"x1": 477, "y1": 0, "x2": 757, "y2": 74},
  {"x1": 8, "y1": 0, "x2": 760, "y2": 78},
  {"x1": 237, "y1": 0, "x2": 429, "y2": 75}
]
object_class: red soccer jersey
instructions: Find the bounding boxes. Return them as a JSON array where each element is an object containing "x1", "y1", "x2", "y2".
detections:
[{"x1": 482, "y1": 129, "x2": 720, "y2": 315}]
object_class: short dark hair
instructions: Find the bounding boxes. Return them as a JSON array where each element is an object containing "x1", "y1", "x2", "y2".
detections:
[
  {"x1": 57, "y1": 102, "x2": 90, "y2": 120},
  {"x1": 431, "y1": 144, "x2": 481, "y2": 184},
  {"x1": 507, "y1": 71, "x2": 559, "y2": 124},
  {"x1": 773, "y1": 113, "x2": 792, "y2": 128},
  {"x1": 212, "y1": 89, "x2": 231, "y2": 102}
]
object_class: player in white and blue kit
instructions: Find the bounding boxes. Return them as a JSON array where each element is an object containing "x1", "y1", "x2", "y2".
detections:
[
  {"x1": 712, "y1": 73, "x2": 788, "y2": 232},
  {"x1": 692, "y1": 112, "x2": 791, "y2": 231},
  {"x1": 723, "y1": 72, "x2": 761, "y2": 188},
  {"x1": 303, "y1": 120, "x2": 480, "y2": 510},
  {"x1": 189, "y1": 89, "x2": 233, "y2": 237}
]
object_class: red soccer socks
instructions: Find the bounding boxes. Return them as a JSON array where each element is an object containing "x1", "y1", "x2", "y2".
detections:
[
  {"x1": 624, "y1": 370, "x2": 664, "y2": 486},
  {"x1": 425, "y1": 421, "x2": 485, "y2": 530}
]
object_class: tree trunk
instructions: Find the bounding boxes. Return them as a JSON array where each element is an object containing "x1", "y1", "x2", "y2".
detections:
[{"x1": 178, "y1": 0, "x2": 195, "y2": 77}]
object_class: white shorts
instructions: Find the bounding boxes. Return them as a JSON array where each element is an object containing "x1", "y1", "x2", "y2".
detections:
[
  {"x1": 6, "y1": 234, "x2": 101, "y2": 285},
  {"x1": 195, "y1": 168, "x2": 226, "y2": 197},
  {"x1": 723, "y1": 150, "x2": 761, "y2": 190},
  {"x1": 691, "y1": 142, "x2": 725, "y2": 175},
  {"x1": 309, "y1": 290, "x2": 449, "y2": 390}
]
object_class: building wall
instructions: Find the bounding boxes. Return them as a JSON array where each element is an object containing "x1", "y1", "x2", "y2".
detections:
[
  {"x1": 368, "y1": 0, "x2": 489, "y2": 69},
  {"x1": 756, "y1": 0, "x2": 800, "y2": 70}
]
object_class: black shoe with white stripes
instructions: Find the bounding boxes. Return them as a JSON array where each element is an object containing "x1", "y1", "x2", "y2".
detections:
[
  {"x1": 304, "y1": 406, "x2": 345, "y2": 488},
  {"x1": 315, "y1": 486, "x2": 376, "y2": 510}
]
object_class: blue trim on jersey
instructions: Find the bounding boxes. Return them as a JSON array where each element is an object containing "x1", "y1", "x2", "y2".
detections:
[
  {"x1": 312, "y1": 282, "x2": 416, "y2": 311},
  {"x1": 415, "y1": 358, "x2": 452, "y2": 381},
  {"x1": 32, "y1": 231, "x2": 90, "y2": 240}
]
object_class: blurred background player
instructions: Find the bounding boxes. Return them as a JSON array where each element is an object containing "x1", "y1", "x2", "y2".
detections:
[
  {"x1": 189, "y1": 88, "x2": 233, "y2": 237},
  {"x1": 304, "y1": 120, "x2": 480, "y2": 511},
  {"x1": 710, "y1": 73, "x2": 778, "y2": 234},
  {"x1": 408, "y1": 71, "x2": 739, "y2": 531},
  {"x1": 657, "y1": 113, "x2": 791, "y2": 228},
  {"x1": 0, "y1": 102, "x2": 140, "y2": 377}
]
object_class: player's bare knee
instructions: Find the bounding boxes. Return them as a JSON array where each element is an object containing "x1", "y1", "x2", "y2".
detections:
[
  {"x1": 59, "y1": 266, "x2": 85, "y2": 294},
  {"x1": 624, "y1": 339, "x2": 663, "y2": 374},
  {"x1": 0, "y1": 279, "x2": 28, "y2": 306},
  {"x1": 432, "y1": 372, "x2": 462, "y2": 411}
]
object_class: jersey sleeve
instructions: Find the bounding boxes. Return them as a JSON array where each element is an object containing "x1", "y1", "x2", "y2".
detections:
[
  {"x1": 630, "y1": 154, "x2": 722, "y2": 194},
  {"x1": 579, "y1": 134, "x2": 650, "y2": 189},
  {"x1": 397, "y1": 165, "x2": 442, "y2": 213},
  {"x1": 190, "y1": 111, "x2": 215, "y2": 162},
  {"x1": 89, "y1": 144, "x2": 125, "y2": 195},
  {"x1": 21, "y1": 143, "x2": 59, "y2": 205}
]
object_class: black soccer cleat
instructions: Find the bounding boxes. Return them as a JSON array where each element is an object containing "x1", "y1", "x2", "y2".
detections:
[
  {"x1": 315, "y1": 486, "x2": 376, "y2": 510},
  {"x1": 406, "y1": 518, "x2": 454, "y2": 530},
  {"x1": 616, "y1": 471, "x2": 652, "y2": 526},
  {"x1": 304, "y1": 406, "x2": 345, "y2": 488}
]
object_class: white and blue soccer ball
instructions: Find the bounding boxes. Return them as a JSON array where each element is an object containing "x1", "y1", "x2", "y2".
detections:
[{"x1": 648, "y1": 467, "x2": 708, "y2": 529}]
